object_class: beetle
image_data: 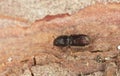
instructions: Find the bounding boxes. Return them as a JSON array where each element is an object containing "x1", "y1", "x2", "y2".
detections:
[{"x1": 53, "y1": 34, "x2": 90, "y2": 47}]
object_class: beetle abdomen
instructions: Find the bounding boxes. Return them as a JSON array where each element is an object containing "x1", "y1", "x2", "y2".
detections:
[{"x1": 70, "y1": 34, "x2": 90, "y2": 46}]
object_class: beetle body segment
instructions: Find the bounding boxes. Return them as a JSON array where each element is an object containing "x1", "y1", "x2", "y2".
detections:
[
  {"x1": 53, "y1": 35, "x2": 69, "y2": 47},
  {"x1": 69, "y1": 34, "x2": 90, "y2": 46}
]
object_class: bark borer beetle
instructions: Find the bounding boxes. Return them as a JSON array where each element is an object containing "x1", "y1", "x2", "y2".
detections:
[{"x1": 53, "y1": 34, "x2": 90, "y2": 47}]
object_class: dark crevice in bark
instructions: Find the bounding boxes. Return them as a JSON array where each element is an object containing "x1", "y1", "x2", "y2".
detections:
[
  {"x1": 33, "y1": 57, "x2": 36, "y2": 66},
  {"x1": 29, "y1": 68, "x2": 34, "y2": 76},
  {"x1": 31, "y1": 72, "x2": 34, "y2": 76}
]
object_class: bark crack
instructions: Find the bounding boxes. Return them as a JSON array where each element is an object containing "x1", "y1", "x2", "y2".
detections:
[{"x1": 29, "y1": 68, "x2": 34, "y2": 76}]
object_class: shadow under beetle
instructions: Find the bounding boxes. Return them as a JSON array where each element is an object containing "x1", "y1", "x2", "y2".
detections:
[{"x1": 53, "y1": 34, "x2": 90, "y2": 47}]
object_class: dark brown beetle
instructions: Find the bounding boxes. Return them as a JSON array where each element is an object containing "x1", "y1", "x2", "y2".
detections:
[{"x1": 53, "y1": 34, "x2": 90, "y2": 47}]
